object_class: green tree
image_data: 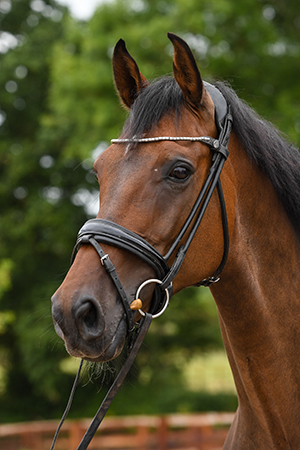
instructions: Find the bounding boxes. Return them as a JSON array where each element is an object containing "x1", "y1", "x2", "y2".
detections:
[
  {"x1": 1, "y1": 0, "x2": 300, "y2": 421},
  {"x1": 0, "y1": 0, "x2": 99, "y2": 421}
]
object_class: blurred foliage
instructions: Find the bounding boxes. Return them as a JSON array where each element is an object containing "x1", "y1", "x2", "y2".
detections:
[{"x1": 0, "y1": 0, "x2": 300, "y2": 421}]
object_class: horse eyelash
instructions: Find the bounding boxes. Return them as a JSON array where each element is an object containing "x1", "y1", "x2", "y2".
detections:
[{"x1": 90, "y1": 169, "x2": 98, "y2": 182}]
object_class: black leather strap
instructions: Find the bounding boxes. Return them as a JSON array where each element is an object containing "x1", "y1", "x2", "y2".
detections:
[
  {"x1": 72, "y1": 223, "x2": 171, "y2": 317},
  {"x1": 76, "y1": 313, "x2": 152, "y2": 450},
  {"x1": 203, "y1": 81, "x2": 228, "y2": 131},
  {"x1": 50, "y1": 314, "x2": 152, "y2": 450},
  {"x1": 160, "y1": 152, "x2": 228, "y2": 290},
  {"x1": 196, "y1": 179, "x2": 229, "y2": 287},
  {"x1": 73, "y1": 219, "x2": 170, "y2": 280},
  {"x1": 49, "y1": 359, "x2": 84, "y2": 450},
  {"x1": 88, "y1": 237, "x2": 135, "y2": 333}
]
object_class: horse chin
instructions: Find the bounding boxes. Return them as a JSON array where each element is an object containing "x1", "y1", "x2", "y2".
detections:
[{"x1": 61, "y1": 316, "x2": 128, "y2": 363}]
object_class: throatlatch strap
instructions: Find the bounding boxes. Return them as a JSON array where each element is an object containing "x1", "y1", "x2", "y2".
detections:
[{"x1": 197, "y1": 179, "x2": 229, "y2": 287}]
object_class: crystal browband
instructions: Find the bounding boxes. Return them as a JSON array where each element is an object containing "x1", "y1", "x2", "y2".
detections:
[{"x1": 111, "y1": 136, "x2": 220, "y2": 148}]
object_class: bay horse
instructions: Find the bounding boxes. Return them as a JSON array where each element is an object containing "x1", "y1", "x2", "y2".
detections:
[{"x1": 51, "y1": 33, "x2": 300, "y2": 449}]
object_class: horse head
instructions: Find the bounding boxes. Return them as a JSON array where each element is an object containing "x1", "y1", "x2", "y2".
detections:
[{"x1": 51, "y1": 33, "x2": 235, "y2": 362}]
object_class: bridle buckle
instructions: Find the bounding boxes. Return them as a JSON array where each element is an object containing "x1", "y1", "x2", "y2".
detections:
[{"x1": 100, "y1": 254, "x2": 109, "y2": 266}]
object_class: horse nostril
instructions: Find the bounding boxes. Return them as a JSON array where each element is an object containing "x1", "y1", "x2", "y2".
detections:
[
  {"x1": 74, "y1": 297, "x2": 105, "y2": 341},
  {"x1": 82, "y1": 303, "x2": 97, "y2": 328}
]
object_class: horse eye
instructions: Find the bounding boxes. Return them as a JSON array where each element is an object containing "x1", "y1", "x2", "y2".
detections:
[
  {"x1": 169, "y1": 166, "x2": 191, "y2": 181},
  {"x1": 90, "y1": 169, "x2": 99, "y2": 182}
]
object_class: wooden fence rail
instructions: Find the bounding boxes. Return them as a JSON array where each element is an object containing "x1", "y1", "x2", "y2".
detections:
[{"x1": 0, "y1": 412, "x2": 234, "y2": 450}]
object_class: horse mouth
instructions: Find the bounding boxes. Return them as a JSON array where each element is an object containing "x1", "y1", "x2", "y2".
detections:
[{"x1": 54, "y1": 313, "x2": 128, "y2": 363}]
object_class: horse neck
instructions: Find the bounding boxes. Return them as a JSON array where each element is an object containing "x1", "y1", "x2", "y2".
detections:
[{"x1": 211, "y1": 138, "x2": 300, "y2": 448}]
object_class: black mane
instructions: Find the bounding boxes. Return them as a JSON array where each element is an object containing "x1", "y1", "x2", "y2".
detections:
[
  {"x1": 215, "y1": 81, "x2": 300, "y2": 232},
  {"x1": 122, "y1": 77, "x2": 300, "y2": 232}
]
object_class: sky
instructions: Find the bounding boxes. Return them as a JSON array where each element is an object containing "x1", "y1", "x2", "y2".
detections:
[{"x1": 56, "y1": 0, "x2": 110, "y2": 20}]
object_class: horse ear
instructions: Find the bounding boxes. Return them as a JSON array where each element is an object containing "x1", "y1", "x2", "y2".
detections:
[
  {"x1": 113, "y1": 39, "x2": 149, "y2": 109},
  {"x1": 168, "y1": 32, "x2": 203, "y2": 109}
]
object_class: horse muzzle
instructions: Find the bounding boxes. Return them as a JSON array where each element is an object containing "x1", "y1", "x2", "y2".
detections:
[{"x1": 51, "y1": 287, "x2": 128, "y2": 362}]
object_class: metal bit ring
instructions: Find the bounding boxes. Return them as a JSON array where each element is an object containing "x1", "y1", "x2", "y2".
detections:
[{"x1": 135, "y1": 278, "x2": 170, "y2": 319}]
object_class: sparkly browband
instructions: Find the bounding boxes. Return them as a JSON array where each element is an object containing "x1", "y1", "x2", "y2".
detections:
[{"x1": 111, "y1": 136, "x2": 220, "y2": 149}]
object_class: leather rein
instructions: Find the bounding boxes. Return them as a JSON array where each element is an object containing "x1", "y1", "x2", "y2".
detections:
[{"x1": 50, "y1": 83, "x2": 233, "y2": 450}]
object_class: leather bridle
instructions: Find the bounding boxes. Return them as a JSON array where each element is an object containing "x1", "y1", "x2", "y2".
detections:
[{"x1": 50, "y1": 82, "x2": 233, "y2": 450}]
